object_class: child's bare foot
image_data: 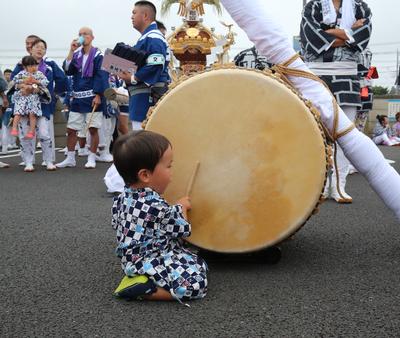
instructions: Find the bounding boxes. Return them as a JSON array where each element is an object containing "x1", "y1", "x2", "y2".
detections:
[{"x1": 25, "y1": 131, "x2": 35, "y2": 139}]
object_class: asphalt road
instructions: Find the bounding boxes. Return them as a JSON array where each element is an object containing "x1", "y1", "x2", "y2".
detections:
[{"x1": 1, "y1": 147, "x2": 399, "y2": 337}]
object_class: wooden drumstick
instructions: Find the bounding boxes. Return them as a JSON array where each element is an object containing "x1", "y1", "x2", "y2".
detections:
[
  {"x1": 83, "y1": 104, "x2": 98, "y2": 136},
  {"x1": 185, "y1": 161, "x2": 200, "y2": 197}
]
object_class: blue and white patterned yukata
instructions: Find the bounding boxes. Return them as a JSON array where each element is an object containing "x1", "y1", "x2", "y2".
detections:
[
  {"x1": 112, "y1": 187, "x2": 208, "y2": 301},
  {"x1": 13, "y1": 70, "x2": 49, "y2": 117},
  {"x1": 300, "y1": 0, "x2": 372, "y2": 108}
]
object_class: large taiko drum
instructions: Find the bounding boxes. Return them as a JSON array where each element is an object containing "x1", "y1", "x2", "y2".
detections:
[{"x1": 145, "y1": 68, "x2": 328, "y2": 253}]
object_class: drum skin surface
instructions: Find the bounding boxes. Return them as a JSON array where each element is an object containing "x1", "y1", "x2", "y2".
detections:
[{"x1": 145, "y1": 68, "x2": 327, "y2": 253}]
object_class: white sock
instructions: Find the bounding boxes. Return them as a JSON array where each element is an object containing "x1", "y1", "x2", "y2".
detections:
[
  {"x1": 339, "y1": 129, "x2": 400, "y2": 220},
  {"x1": 67, "y1": 151, "x2": 76, "y2": 160}
]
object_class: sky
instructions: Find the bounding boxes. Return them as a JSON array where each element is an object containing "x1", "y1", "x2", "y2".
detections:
[{"x1": 0, "y1": 0, "x2": 399, "y2": 87}]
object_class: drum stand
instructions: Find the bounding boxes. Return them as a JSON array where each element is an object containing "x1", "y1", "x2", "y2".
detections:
[{"x1": 197, "y1": 246, "x2": 282, "y2": 265}]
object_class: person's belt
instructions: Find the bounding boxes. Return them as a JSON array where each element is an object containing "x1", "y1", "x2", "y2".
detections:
[
  {"x1": 72, "y1": 89, "x2": 95, "y2": 99},
  {"x1": 127, "y1": 82, "x2": 166, "y2": 96},
  {"x1": 306, "y1": 61, "x2": 358, "y2": 76}
]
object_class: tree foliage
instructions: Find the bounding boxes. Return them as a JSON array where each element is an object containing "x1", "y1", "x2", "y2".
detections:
[{"x1": 372, "y1": 86, "x2": 389, "y2": 96}]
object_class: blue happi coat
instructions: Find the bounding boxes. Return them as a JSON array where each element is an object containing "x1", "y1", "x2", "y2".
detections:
[
  {"x1": 129, "y1": 22, "x2": 170, "y2": 122},
  {"x1": 11, "y1": 58, "x2": 68, "y2": 119},
  {"x1": 63, "y1": 48, "x2": 109, "y2": 113}
]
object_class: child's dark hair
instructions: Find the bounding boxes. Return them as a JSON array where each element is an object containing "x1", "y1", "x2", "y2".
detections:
[
  {"x1": 396, "y1": 112, "x2": 400, "y2": 122},
  {"x1": 376, "y1": 114, "x2": 388, "y2": 126},
  {"x1": 113, "y1": 130, "x2": 171, "y2": 185},
  {"x1": 21, "y1": 55, "x2": 39, "y2": 67},
  {"x1": 4, "y1": 69, "x2": 12, "y2": 74}
]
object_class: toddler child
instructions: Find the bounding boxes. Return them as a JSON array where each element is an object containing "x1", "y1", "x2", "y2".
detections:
[
  {"x1": 11, "y1": 55, "x2": 49, "y2": 139},
  {"x1": 111, "y1": 130, "x2": 208, "y2": 304}
]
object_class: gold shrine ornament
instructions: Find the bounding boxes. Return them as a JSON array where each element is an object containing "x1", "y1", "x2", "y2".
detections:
[{"x1": 186, "y1": 27, "x2": 200, "y2": 38}]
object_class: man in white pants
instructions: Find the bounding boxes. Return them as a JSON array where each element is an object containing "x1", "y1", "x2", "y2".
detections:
[
  {"x1": 56, "y1": 27, "x2": 109, "y2": 169},
  {"x1": 300, "y1": 0, "x2": 372, "y2": 203},
  {"x1": 220, "y1": 0, "x2": 400, "y2": 221}
]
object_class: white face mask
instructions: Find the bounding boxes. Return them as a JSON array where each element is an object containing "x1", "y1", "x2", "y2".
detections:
[
  {"x1": 77, "y1": 36, "x2": 85, "y2": 46},
  {"x1": 321, "y1": 0, "x2": 356, "y2": 30}
]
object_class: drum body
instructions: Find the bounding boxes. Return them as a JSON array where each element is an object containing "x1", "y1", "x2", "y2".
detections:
[{"x1": 145, "y1": 68, "x2": 328, "y2": 253}]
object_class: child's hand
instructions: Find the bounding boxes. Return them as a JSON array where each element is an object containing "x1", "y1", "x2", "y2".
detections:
[
  {"x1": 177, "y1": 196, "x2": 192, "y2": 211},
  {"x1": 24, "y1": 77, "x2": 36, "y2": 85}
]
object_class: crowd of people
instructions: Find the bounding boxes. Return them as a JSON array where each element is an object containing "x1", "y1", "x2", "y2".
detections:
[
  {"x1": 0, "y1": 0, "x2": 398, "y2": 175},
  {"x1": 1, "y1": 0, "x2": 400, "y2": 305},
  {"x1": 0, "y1": 9, "x2": 169, "y2": 172}
]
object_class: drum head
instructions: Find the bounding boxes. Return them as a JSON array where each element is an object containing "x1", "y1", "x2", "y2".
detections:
[{"x1": 146, "y1": 68, "x2": 327, "y2": 253}]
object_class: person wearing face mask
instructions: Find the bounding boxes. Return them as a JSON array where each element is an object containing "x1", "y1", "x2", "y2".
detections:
[
  {"x1": 300, "y1": 0, "x2": 372, "y2": 204},
  {"x1": 56, "y1": 27, "x2": 109, "y2": 169},
  {"x1": 11, "y1": 38, "x2": 68, "y2": 172}
]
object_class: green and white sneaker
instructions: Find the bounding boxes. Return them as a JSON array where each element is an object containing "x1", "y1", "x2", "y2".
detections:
[{"x1": 114, "y1": 275, "x2": 157, "y2": 300}]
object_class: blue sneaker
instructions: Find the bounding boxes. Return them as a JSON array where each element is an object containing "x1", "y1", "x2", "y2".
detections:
[{"x1": 114, "y1": 275, "x2": 157, "y2": 300}]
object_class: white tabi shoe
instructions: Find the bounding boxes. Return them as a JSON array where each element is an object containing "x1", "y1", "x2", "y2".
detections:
[
  {"x1": 41, "y1": 161, "x2": 47, "y2": 167},
  {"x1": 0, "y1": 161, "x2": 10, "y2": 168},
  {"x1": 24, "y1": 164, "x2": 35, "y2": 172},
  {"x1": 19, "y1": 161, "x2": 25, "y2": 166},
  {"x1": 348, "y1": 164, "x2": 358, "y2": 175},
  {"x1": 96, "y1": 152, "x2": 113, "y2": 163},
  {"x1": 56, "y1": 157, "x2": 76, "y2": 168},
  {"x1": 321, "y1": 181, "x2": 330, "y2": 202},
  {"x1": 330, "y1": 183, "x2": 352, "y2": 204},
  {"x1": 46, "y1": 162, "x2": 57, "y2": 171},
  {"x1": 85, "y1": 152, "x2": 96, "y2": 169},
  {"x1": 78, "y1": 147, "x2": 89, "y2": 157},
  {"x1": 8, "y1": 144, "x2": 19, "y2": 150}
]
